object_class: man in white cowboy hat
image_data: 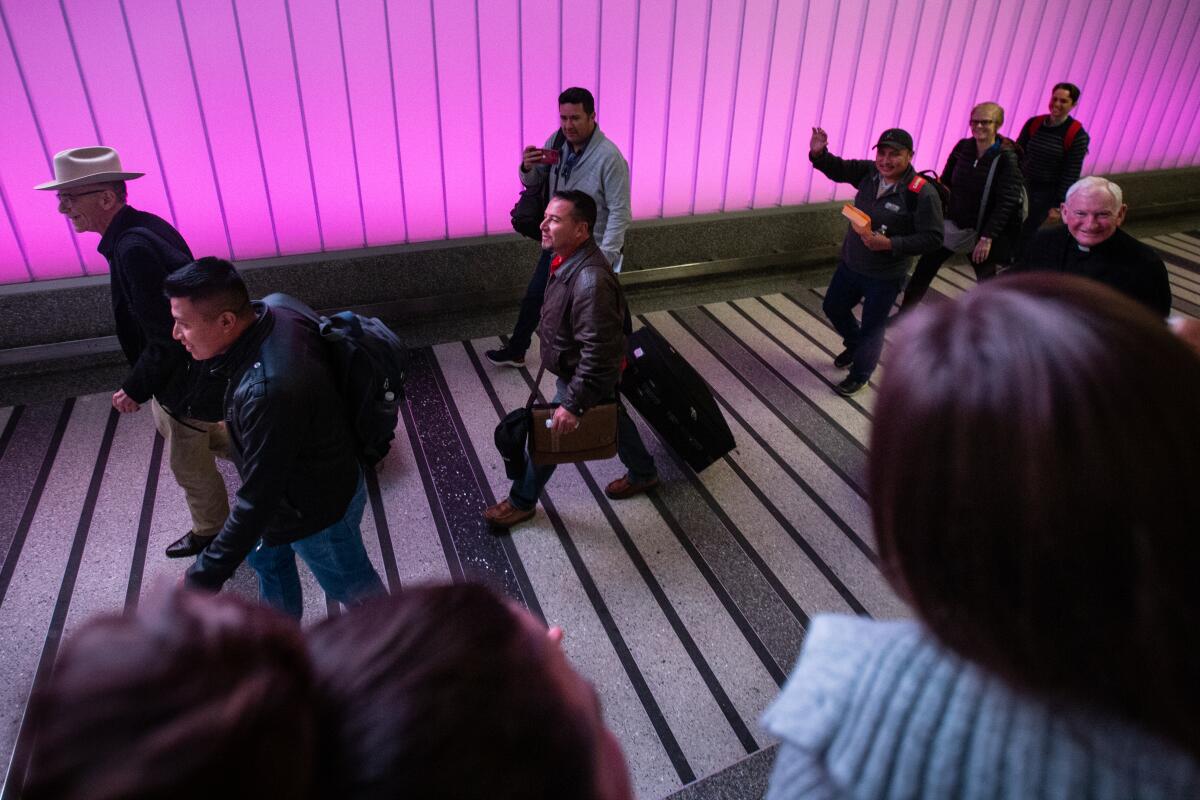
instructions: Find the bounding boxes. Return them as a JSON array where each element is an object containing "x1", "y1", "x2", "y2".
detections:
[{"x1": 36, "y1": 146, "x2": 232, "y2": 560}]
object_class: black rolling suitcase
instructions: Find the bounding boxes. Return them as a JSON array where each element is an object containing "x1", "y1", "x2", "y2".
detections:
[{"x1": 619, "y1": 326, "x2": 735, "y2": 473}]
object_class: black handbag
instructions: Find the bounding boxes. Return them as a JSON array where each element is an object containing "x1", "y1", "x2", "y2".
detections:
[{"x1": 509, "y1": 131, "x2": 565, "y2": 240}]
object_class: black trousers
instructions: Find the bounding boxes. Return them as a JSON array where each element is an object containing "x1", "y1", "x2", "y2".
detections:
[{"x1": 901, "y1": 242, "x2": 1006, "y2": 311}]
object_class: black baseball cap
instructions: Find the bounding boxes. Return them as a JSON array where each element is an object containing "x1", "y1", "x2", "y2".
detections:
[{"x1": 874, "y1": 128, "x2": 914, "y2": 152}]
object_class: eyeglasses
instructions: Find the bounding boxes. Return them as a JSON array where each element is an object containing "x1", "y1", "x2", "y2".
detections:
[
  {"x1": 56, "y1": 189, "x2": 108, "y2": 206},
  {"x1": 969, "y1": 119, "x2": 997, "y2": 127}
]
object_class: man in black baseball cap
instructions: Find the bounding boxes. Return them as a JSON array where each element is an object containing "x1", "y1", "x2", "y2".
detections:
[{"x1": 808, "y1": 125, "x2": 943, "y2": 395}]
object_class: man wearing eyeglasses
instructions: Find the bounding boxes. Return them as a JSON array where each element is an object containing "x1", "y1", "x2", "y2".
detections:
[{"x1": 36, "y1": 146, "x2": 231, "y2": 561}]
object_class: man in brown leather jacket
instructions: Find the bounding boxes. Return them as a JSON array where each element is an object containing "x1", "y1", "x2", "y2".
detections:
[{"x1": 484, "y1": 190, "x2": 658, "y2": 530}]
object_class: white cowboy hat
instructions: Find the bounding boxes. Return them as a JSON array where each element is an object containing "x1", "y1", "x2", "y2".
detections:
[{"x1": 34, "y1": 146, "x2": 144, "y2": 190}]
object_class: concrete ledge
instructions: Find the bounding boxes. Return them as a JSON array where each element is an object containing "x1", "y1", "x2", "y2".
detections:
[{"x1": 2, "y1": 165, "x2": 1197, "y2": 356}]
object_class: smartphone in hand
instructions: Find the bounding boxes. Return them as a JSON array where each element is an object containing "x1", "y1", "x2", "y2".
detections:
[{"x1": 539, "y1": 148, "x2": 560, "y2": 165}]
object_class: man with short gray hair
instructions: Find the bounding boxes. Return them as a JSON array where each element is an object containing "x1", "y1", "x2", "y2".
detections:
[
  {"x1": 1014, "y1": 176, "x2": 1171, "y2": 317},
  {"x1": 35, "y1": 146, "x2": 231, "y2": 560}
]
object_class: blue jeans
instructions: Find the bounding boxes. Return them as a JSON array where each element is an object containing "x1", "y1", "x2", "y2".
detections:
[
  {"x1": 247, "y1": 472, "x2": 385, "y2": 619},
  {"x1": 822, "y1": 263, "x2": 906, "y2": 383},
  {"x1": 509, "y1": 378, "x2": 657, "y2": 511}
]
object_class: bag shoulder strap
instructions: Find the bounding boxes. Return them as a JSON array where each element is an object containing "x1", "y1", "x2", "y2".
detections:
[
  {"x1": 976, "y1": 150, "x2": 1003, "y2": 231},
  {"x1": 1025, "y1": 114, "x2": 1047, "y2": 139},
  {"x1": 526, "y1": 365, "x2": 547, "y2": 408},
  {"x1": 1062, "y1": 120, "x2": 1083, "y2": 152}
]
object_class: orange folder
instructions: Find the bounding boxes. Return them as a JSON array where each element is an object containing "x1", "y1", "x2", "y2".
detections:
[{"x1": 841, "y1": 203, "x2": 871, "y2": 232}]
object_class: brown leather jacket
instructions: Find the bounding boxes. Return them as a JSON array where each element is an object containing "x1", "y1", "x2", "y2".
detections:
[{"x1": 537, "y1": 239, "x2": 626, "y2": 414}]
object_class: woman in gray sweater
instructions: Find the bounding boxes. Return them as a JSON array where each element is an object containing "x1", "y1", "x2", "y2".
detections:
[{"x1": 763, "y1": 273, "x2": 1200, "y2": 799}]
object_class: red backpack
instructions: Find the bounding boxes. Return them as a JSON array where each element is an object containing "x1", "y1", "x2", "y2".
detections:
[{"x1": 1021, "y1": 115, "x2": 1083, "y2": 152}]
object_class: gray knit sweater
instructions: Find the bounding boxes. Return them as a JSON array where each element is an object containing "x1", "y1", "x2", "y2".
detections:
[
  {"x1": 762, "y1": 615, "x2": 1199, "y2": 799},
  {"x1": 520, "y1": 126, "x2": 632, "y2": 272}
]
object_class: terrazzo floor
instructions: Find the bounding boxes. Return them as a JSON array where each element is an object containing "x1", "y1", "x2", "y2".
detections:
[{"x1": 2, "y1": 229, "x2": 1199, "y2": 799}]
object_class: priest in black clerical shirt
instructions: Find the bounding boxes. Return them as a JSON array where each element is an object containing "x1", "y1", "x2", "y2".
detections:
[{"x1": 1014, "y1": 176, "x2": 1171, "y2": 318}]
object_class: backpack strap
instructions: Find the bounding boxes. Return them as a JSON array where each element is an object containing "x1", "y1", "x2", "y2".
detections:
[
  {"x1": 907, "y1": 176, "x2": 927, "y2": 193},
  {"x1": 1062, "y1": 120, "x2": 1083, "y2": 152},
  {"x1": 1025, "y1": 114, "x2": 1048, "y2": 140}
]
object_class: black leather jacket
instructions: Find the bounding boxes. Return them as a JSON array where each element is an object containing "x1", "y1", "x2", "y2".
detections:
[{"x1": 185, "y1": 297, "x2": 359, "y2": 591}]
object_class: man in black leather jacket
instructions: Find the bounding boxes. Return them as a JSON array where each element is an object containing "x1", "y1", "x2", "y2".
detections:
[{"x1": 165, "y1": 258, "x2": 384, "y2": 618}]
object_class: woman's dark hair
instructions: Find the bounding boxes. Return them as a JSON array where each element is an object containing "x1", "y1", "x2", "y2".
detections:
[
  {"x1": 871, "y1": 272, "x2": 1200, "y2": 758},
  {"x1": 163, "y1": 256, "x2": 252, "y2": 318},
  {"x1": 307, "y1": 583, "x2": 597, "y2": 800},
  {"x1": 558, "y1": 86, "x2": 595, "y2": 115},
  {"x1": 1053, "y1": 81, "x2": 1081, "y2": 103},
  {"x1": 23, "y1": 588, "x2": 317, "y2": 800}
]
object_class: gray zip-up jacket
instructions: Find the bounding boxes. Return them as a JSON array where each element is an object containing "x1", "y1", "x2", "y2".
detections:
[{"x1": 520, "y1": 126, "x2": 632, "y2": 272}]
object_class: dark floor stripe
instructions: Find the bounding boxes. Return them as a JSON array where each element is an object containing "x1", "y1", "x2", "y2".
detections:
[
  {"x1": 686, "y1": 304, "x2": 868, "y2": 498},
  {"x1": 658, "y1": 314, "x2": 879, "y2": 565},
  {"x1": 124, "y1": 431, "x2": 165, "y2": 612},
  {"x1": 647, "y1": 486, "x2": 793, "y2": 685},
  {"x1": 1167, "y1": 267, "x2": 1200, "y2": 293},
  {"x1": 398, "y1": 364, "x2": 466, "y2": 584},
  {"x1": 1, "y1": 408, "x2": 119, "y2": 799},
  {"x1": 471, "y1": 352, "x2": 695, "y2": 784},
  {"x1": 0, "y1": 406, "x2": 23, "y2": 462},
  {"x1": 778, "y1": 291, "x2": 886, "y2": 393},
  {"x1": 516, "y1": 362, "x2": 760, "y2": 754},
  {"x1": 542, "y1": 490, "x2": 696, "y2": 784},
  {"x1": 753, "y1": 298, "x2": 874, "y2": 419},
  {"x1": 403, "y1": 347, "x2": 526, "y2": 602},
  {"x1": 0, "y1": 405, "x2": 64, "y2": 579},
  {"x1": 461, "y1": 340, "x2": 555, "y2": 620},
  {"x1": 1148, "y1": 243, "x2": 1200, "y2": 272},
  {"x1": 0, "y1": 399, "x2": 74, "y2": 611},
  {"x1": 1170, "y1": 294, "x2": 1200, "y2": 318},
  {"x1": 612, "y1": 373, "x2": 805, "y2": 675},
  {"x1": 719, "y1": 452, "x2": 868, "y2": 616},
  {"x1": 431, "y1": 342, "x2": 543, "y2": 618},
  {"x1": 728, "y1": 301, "x2": 874, "y2": 436},
  {"x1": 363, "y1": 466, "x2": 401, "y2": 592}
]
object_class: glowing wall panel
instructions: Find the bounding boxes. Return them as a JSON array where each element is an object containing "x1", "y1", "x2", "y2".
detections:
[{"x1": 1, "y1": 0, "x2": 1198, "y2": 285}]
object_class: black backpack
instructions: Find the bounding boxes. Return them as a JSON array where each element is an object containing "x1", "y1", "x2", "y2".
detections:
[
  {"x1": 263, "y1": 294, "x2": 408, "y2": 466},
  {"x1": 913, "y1": 170, "x2": 950, "y2": 214},
  {"x1": 320, "y1": 311, "x2": 408, "y2": 466}
]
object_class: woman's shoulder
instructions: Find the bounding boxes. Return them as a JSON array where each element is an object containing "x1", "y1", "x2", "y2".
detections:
[{"x1": 761, "y1": 615, "x2": 1200, "y2": 799}]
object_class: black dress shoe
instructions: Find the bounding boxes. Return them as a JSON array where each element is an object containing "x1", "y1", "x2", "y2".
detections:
[
  {"x1": 833, "y1": 348, "x2": 856, "y2": 368},
  {"x1": 165, "y1": 530, "x2": 215, "y2": 559}
]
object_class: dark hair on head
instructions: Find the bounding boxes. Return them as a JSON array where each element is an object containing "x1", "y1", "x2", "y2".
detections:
[
  {"x1": 558, "y1": 86, "x2": 596, "y2": 115},
  {"x1": 871, "y1": 272, "x2": 1200, "y2": 759},
  {"x1": 163, "y1": 256, "x2": 251, "y2": 318},
  {"x1": 23, "y1": 588, "x2": 317, "y2": 800},
  {"x1": 552, "y1": 189, "x2": 598, "y2": 234},
  {"x1": 1053, "y1": 82, "x2": 1081, "y2": 103},
  {"x1": 307, "y1": 583, "x2": 598, "y2": 800}
]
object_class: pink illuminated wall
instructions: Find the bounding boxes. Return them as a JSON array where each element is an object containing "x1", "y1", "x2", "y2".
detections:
[{"x1": 1, "y1": 0, "x2": 1197, "y2": 284}]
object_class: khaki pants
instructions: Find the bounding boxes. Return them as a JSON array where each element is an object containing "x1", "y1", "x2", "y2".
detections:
[{"x1": 151, "y1": 399, "x2": 233, "y2": 537}]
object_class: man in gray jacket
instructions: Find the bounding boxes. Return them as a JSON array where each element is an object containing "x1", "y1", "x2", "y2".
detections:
[
  {"x1": 486, "y1": 87, "x2": 632, "y2": 369},
  {"x1": 484, "y1": 190, "x2": 656, "y2": 530}
]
